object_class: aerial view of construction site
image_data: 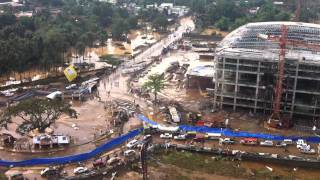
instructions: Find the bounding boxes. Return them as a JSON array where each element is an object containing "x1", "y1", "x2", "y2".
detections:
[{"x1": 1, "y1": 0, "x2": 320, "y2": 179}]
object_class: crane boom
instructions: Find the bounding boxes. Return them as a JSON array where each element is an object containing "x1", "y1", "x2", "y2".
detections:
[
  {"x1": 269, "y1": 25, "x2": 288, "y2": 125},
  {"x1": 258, "y1": 24, "x2": 320, "y2": 128}
]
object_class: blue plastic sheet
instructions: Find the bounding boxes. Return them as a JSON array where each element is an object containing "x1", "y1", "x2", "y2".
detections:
[
  {"x1": 0, "y1": 128, "x2": 143, "y2": 167},
  {"x1": 137, "y1": 114, "x2": 320, "y2": 143},
  {"x1": 137, "y1": 114, "x2": 158, "y2": 126}
]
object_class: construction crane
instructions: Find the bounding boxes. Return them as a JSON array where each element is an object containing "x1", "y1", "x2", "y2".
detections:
[{"x1": 258, "y1": 25, "x2": 320, "y2": 128}]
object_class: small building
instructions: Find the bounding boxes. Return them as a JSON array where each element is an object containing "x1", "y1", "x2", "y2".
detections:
[
  {"x1": 46, "y1": 91, "x2": 63, "y2": 100},
  {"x1": 159, "y1": 3, "x2": 173, "y2": 9},
  {"x1": 33, "y1": 134, "x2": 70, "y2": 148},
  {"x1": 0, "y1": 133, "x2": 17, "y2": 147},
  {"x1": 273, "y1": 1, "x2": 284, "y2": 6}
]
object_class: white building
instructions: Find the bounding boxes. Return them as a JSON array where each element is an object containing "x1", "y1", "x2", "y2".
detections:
[{"x1": 33, "y1": 134, "x2": 70, "y2": 147}]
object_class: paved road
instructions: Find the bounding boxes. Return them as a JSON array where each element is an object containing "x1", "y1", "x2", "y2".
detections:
[{"x1": 98, "y1": 17, "x2": 195, "y2": 104}]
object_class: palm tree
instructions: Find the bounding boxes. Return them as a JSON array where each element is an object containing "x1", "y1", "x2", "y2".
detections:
[{"x1": 143, "y1": 74, "x2": 165, "y2": 103}]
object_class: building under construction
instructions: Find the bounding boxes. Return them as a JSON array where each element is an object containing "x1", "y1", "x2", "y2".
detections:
[{"x1": 213, "y1": 22, "x2": 320, "y2": 125}]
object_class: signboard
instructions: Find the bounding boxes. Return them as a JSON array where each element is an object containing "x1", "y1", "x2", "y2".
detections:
[{"x1": 64, "y1": 65, "x2": 77, "y2": 82}]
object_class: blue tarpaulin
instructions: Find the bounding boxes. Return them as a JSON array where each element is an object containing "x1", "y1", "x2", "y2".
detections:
[
  {"x1": 0, "y1": 128, "x2": 143, "y2": 167},
  {"x1": 137, "y1": 114, "x2": 320, "y2": 143},
  {"x1": 137, "y1": 114, "x2": 158, "y2": 126}
]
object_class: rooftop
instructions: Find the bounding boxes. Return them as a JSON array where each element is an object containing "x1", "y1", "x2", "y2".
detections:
[{"x1": 216, "y1": 22, "x2": 320, "y2": 62}]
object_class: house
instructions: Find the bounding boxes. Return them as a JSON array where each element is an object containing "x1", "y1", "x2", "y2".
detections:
[
  {"x1": 273, "y1": 1, "x2": 284, "y2": 6},
  {"x1": 0, "y1": 133, "x2": 17, "y2": 147},
  {"x1": 249, "y1": 7, "x2": 260, "y2": 15},
  {"x1": 159, "y1": 3, "x2": 173, "y2": 9},
  {"x1": 33, "y1": 134, "x2": 70, "y2": 148},
  {"x1": 46, "y1": 91, "x2": 63, "y2": 100},
  {"x1": 146, "y1": 3, "x2": 157, "y2": 9}
]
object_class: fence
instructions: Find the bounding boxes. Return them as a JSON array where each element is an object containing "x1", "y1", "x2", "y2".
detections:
[
  {"x1": 137, "y1": 114, "x2": 320, "y2": 143},
  {"x1": 0, "y1": 128, "x2": 143, "y2": 167}
]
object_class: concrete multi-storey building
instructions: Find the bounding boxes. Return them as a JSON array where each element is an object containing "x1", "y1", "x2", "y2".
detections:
[{"x1": 213, "y1": 22, "x2": 320, "y2": 125}]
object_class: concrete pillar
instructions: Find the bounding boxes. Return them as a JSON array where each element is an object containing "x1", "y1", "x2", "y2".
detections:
[
  {"x1": 233, "y1": 59, "x2": 239, "y2": 111},
  {"x1": 290, "y1": 61, "x2": 299, "y2": 118},
  {"x1": 254, "y1": 61, "x2": 261, "y2": 113},
  {"x1": 220, "y1": 57, "x2": 226, "y2": 109}
]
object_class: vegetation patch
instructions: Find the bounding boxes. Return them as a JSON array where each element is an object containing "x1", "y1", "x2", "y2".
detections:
[
  {"x1": 156, "y1": 151, "x2": 293, "y2": 180},
  {"x1": 99, "y1": 55, "x2": 123, "y2": 67}
]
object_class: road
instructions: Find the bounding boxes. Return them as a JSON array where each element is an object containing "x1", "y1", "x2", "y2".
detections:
[{"x1": 98, "y1": 16, "x2": 195, "y2": 104}]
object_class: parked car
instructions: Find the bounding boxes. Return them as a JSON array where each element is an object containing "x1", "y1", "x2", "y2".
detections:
[
  {"x1": 73, "y1": 167, "x2": 88, "y2": 174},
  {"x1": 296, "y1": 139, "x2": 306, "y2": 145},
  {"x1": 296, "y1": 139, "x2": 308, "y2": 149},
  {"x1": 124, "y1": 149, "x2": 136, "y2": 157},
  {"x1": 160, "y1": 133, "x2": 173, "y2": 139},
  {"x1": 219, "y1": 138, "x2": 235, "y2": 144},
  {"x1": 283, "y1": 139, "x2": 293, "y2": 145},
  {"x1": 260, "y1": 140, "x2": 274, "y2": 147},
  {"x1": 107, "y1": 157, "x2": 121, "y2": 165},
  {"x1": 300, "y1": 148, "x2": 316, "y2": 154},
  {"x1": 174, "y1": 134, "x2": 187, "y2": 140},
  {"x1": 126, "y1": 139, "x2": 139, "y2": 148},
  {"x1": 193, "y1": 134, "x2": 206, "y2": 142},
  {"x1": 186, "y1": 131, "x2": 197, "y2": 138},
  {"x1": 10, "y1": 172, "x2": 24, "y2": 180},
  {"x1": 143, "y1": 134, "x2": 152, "y2": 141},
  {"x1": 40, "y1": 167, "x2": 61, "y2": 177},
  {"x1": 240, "y1": 138, "x2": 258, "y2": 145},
  {"x1": 275, "y1": 141, "x2": 287, "y2": 147},
  {"x1": 93, "y1": 157, "x2": 107, "y2": 168},
  {"x1": 297, "y1": 143, "x2": 310, "y2": 150}
]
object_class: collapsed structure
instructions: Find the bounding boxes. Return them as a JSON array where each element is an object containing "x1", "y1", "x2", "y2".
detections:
[{"x1": 213, "y1": 22, "x2": 320, "y2": 125}]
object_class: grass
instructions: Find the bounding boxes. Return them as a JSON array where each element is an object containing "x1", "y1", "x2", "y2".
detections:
[
  {"x1": 155, "y1": 151, "x2": 294, "y2": 180},
  {"x1": 99, "y1": 55, "x2": 123, "y2": 66}
]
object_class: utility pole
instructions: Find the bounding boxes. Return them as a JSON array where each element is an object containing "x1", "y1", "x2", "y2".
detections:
[{"x1": 140, "y1": 140, "x2": 149, "y2": 180}]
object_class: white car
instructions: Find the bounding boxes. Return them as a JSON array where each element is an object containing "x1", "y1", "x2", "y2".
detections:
[
  {"x1": 260, "y1": 140, "x2": 273, "y2": 146},
  {"x1": 300, "y1": 148, "x2": 316, "y2": 154},
  {"x1": 275, "y1": 141, "x2": 287, "y2": 147},
  {"x1": 124, "y1": 150, "x2": 135, "y2": 157},
  {"x1": 73, "y1": 167, "x2": 88, "y2": 174},
  {"x1": 297, "y1": 143, "x2": 310, "y2": 150},
  {"x1": 40, "y1": 167, "x2": 59, "y2": 176},
  {"x1": 143, "y1": 135, "x2": 152, "y2": 141},
  {"x1": 126, "y1": 139, "x2": 139, "y2": 148},
  {"x1": 174, "y1": 134, "x2": 186, "y2": 140},
  {"x1": 296, "y1": 139, "x2": 306, "y2": 145},
  {"x1": 160, "y1": 133, "x2": 173, "y2": 139},
  {"x1": 219, "y1": 138, "x2": 235, "y2": 144},
  {"x1": 296, "y1": 139, "x2": 308, "y2": 149},
  {"x1": 107, "y1": 157, "x2": 121, "y2": 165},
  {"x1": 283, "y1": 139, "x2": 293, "y2": 145}
]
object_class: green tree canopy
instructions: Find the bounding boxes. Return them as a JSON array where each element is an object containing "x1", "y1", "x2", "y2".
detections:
[
  {"x1": 143, "y1": 73, "x2": 165, "y2": 102},
  {"x1": 0, "y1": 98, "x2": 76, "y2": 134}
]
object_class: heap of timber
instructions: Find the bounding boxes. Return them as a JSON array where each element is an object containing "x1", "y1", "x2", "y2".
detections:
[{"x1": 213, "y1": 22, "x2": 320, "y2": 125}]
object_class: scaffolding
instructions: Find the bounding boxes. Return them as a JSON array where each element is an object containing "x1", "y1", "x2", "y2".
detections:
[{"x1": 214, "y1": 22, "x2": 320, "y2": 126}]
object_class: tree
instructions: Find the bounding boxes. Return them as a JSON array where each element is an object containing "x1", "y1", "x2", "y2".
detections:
[
  {"x1": 143, "y1": 74, "x2": 165, "y2": 103},
  {"x1": 127, "y1": 16, "x2": 138, "y2": 29},
  {"x1": 98, "y1": 30, "x2": 108, "y2": 46},
  {"x1": 111, "y1": 18, "x2": 129, "y2": 40},
  {"x1": 76, "y1": 41, "x2": 86, "y2": 62},
  {"x1": 0, "y1": 98, "x2": 76, "y2": 134},
  {"x1": 215, "y1": 17, "x2": 231, "y2": 31},
  {"x1": 152, "y1": 16, "x2": 169, "y2": 31}
]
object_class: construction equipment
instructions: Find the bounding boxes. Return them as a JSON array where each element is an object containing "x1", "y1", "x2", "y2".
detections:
[{"x1": 258, "y1": 25, "x2": 320, "y2": 128}]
